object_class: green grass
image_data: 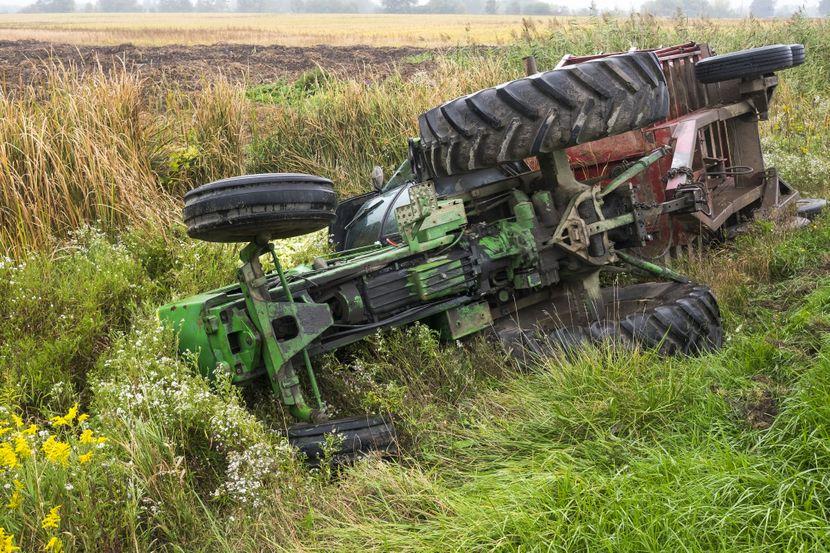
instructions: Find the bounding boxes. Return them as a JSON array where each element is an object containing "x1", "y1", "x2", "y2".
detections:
[
  {"x1": 304, "y1": 228, "x2": 830, "y2": 551},
  {"x1": 2, "y1": 216, "x2": 829, "y2": 551},
  {"x1": 0, "y1": 15, "x2": 830, "y2": 553}
]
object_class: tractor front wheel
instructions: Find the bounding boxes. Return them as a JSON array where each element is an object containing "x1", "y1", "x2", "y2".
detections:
[
  {"x1": 694, "y1": 44, "x2": 799, "y2": 84},
  {"x1": 183, "y1": 173, "x2": 337, "y2": 243}
]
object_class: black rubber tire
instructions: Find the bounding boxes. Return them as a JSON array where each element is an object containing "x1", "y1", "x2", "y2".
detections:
[
  {"x1": 790, "y1": 44, "x2": 805, "y2": 67},
  {"x1": 796, "y1": 197, "x2": 826, "y2": 220},
  {"x1": 419, "y1": 51, "x2": 669, "y2": 176},
  {"x1": 288, "y1": 415, "x2": 397, "y2": 463},
  {"x1": 498, "y1": 281, "x2": 723, "y2": 357},
  {"x1": 694, "y1": 44, "x2": 794, "y2": 84},
  {"x1": 183, "y1": 173, "x2": 337, "y2": 243}
]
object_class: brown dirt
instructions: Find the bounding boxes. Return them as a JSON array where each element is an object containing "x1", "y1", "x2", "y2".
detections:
[
  {"x1": 743, "y1": 388, "x2": 778, "y2": 429},
  {"x1": 743, "y1": 376, "x2": 781, "y2": 430},
  {"x1": 0, "y1": 39, "x2": 434, "y2": 90}
]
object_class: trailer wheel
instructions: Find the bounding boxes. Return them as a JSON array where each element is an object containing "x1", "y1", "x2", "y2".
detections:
[
  {"x1": 694, "y1": 44, "x2": 795, "y2": 84},
  {"x1": 796, "y1": 197, "x2": 826, "y2": 220},
  {"x1": 183, "y1": 173, "x2": 337, "y2": 243},
  {"x1": 418, "y1": 51, "x2": 669, "y2": 176},
  {"x1": 288, "y1": 415, "x2": 397, "y2": 464},
  {"x1": 497, "y1": 281, "x2": 723, "y2": 357}
]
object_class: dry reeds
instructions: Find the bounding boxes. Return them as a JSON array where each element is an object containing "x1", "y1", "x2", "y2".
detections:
[{"x1": 0, "y1": 64, "x2": 248, "y2": 257}]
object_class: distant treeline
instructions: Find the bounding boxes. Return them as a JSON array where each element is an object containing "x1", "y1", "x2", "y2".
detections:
[{"x1": 19, "y1": 0, "x2": 830, "y2": 18}]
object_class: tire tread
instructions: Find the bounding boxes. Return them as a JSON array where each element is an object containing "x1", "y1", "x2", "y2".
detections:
[{"x1": 419, "y1": 51, "x2": 669, "y2": 176}]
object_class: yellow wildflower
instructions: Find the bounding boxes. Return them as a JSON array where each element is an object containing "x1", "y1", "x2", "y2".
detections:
[
  {"x1": 7, "y1": 481, "x2": 22, "y2": 509},
  {"x1": 10, "y1": 415, "x2": 22, "y2": 428},
  {"x1": 0, "y1": 428, "x2": 10, "y2": 438},
  {"x1": 77, "y1": 413, "x2": 89, "y2": 424},
  {"x1": 42, "y1": 437, "x2": 70, "y2": 466},
  {"x1": 0, "y1": 444, "x2": 17, "y2": 469},
  {"x1": 21, "y1": 424, "x2": 37, "y2": 436},
  {"x1": 50, "y1": 403, "x2": 79, "y2": 427},
  {"x1": 78, "y1": 451, "x2": 93, "y2": 464},
  {"x1": 41, "y1": 505, "x2": 61, "y2": 529},
  {"x1": 13, "y1": 436, "x2": 30, "y2": 458},
  {"x1": 0, "y1": 527, "x2": 19, "y2": 553},
  {"x1": 49, "y1": 403, "x2": 78, "y2": 426},
  {"x1": 79, "y1": 429, "x2": 94, "y2": 445},
  {"x1": 79, "y1": 429, "x2": 107, "y2": 446},
  {"x1": 44, "y1": 536, "x2": 63, "y2": 553}
]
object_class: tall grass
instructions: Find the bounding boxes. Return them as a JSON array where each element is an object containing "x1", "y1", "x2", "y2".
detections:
[
  {"x1": 0, "y1": 67, "x2": 247, "y2": 257},
  {"x1": 247, "y1": 57, "x2": 512, "y2": 196}
]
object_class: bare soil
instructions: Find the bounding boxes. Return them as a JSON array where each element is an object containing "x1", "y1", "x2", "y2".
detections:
[{"x1": 0, "y1": 40, "x2": 433, "y2": 89}]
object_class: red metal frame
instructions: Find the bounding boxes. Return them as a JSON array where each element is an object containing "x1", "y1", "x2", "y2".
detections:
[{"x1": 552, "y1": 42, "x2": 797, "y2": 258}]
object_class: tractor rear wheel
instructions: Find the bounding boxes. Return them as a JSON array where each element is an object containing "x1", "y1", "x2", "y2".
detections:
[
  {"x1": 496, "y1": 281, "x2": 723, "y2": 357},
  {"x1": 288, "y1": 415, "x2": 397, "y2": 464},
  {"x1": 694, "y1": 44, "x2": 796, "y2": 84},
  {"x1": 183, "y1": 173, "x2": 337, "y2": 243},
  {"x1": 418, "y1": 51, "x2": 669, "y2": 176}
]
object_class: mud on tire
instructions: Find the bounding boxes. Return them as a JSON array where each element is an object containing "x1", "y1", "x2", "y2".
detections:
[
  {"x1": 498, "y1": 281, "x2": 723, "y2": 357},
  {"x1": 419, "y1": 51, "x2": 669, "y2": 176}
]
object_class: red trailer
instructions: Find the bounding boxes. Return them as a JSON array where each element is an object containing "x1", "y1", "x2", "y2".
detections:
[{"x1": 548, "y1": 42, "x2": 813, "y2": 258}]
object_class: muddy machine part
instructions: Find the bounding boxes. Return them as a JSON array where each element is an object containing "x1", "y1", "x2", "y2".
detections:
[{"x1": 160, "y1": 51, "x2": 732, "y2": 461}]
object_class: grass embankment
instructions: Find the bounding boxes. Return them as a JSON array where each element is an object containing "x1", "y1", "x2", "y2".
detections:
[{"x1": 0, "y1": 16, "x2": 829, "y2": 551}]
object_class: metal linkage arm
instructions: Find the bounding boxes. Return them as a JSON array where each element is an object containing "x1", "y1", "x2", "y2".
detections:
[{"x1": 238, "y1": 241, "x2": 331, "y2": 423}]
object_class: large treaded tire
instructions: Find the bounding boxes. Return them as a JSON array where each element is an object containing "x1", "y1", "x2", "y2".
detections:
[
  {"x1": 288, "y1": 415, "x2": 397, "y2": 464},
  {"x1": 694, "y1": 44, "x2": 794, "y2": 84},
  {"x1": 183, "y1": 173, "x2": 337, "y2": 243},
  {"x1": 418, "y1": 51, "x2": 669, "y2": 176},
  {"x1": 498, "y1": 282, "x2": 723, "y2": 357}
]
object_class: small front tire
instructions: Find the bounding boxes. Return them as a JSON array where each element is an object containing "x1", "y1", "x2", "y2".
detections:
[
  {"x1": 288, "y1": 415, "x2": 397, "y2": 463},
  {"x1": 183, "y1": 173, "x2": 337, "y2": 243}
]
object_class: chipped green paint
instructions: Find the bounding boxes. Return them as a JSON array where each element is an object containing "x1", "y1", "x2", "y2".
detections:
[
  {"x1": 160, "y1": 145, "x2": 694, "y2": 425},
  {"x1": 436, "y1": 301, "x2": 493, "y2": 341}
]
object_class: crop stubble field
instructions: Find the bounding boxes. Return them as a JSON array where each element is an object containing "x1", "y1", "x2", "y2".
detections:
[
  {"x1": 0, "y1": 13, "x2": 830, "y2": 552},
  {"x1": 1, "y1": 13, "x2": 579, "y2": 46}
]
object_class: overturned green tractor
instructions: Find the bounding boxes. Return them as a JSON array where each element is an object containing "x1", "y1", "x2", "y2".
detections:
[{"x1": 159, "y1": 44, "x2": 809, "y2": 460}]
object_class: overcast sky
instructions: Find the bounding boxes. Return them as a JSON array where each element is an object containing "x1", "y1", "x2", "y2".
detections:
[{"x1": 0, "y1": 0, "x2": 812, "y2": 12}]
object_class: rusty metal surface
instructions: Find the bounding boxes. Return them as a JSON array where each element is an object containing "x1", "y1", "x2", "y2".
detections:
[{"x1": 553, "y1": 41, "x2": 786, "y2": 256}]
